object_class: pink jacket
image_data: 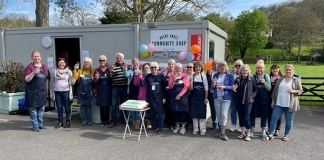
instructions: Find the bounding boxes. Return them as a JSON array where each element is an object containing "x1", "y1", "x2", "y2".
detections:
[
  {"x1": 168, "y1": 73, "x2": 189, "y2": 97},
  {"x1": 133, "y1": 73, "x2": 147, "y2": 100}
]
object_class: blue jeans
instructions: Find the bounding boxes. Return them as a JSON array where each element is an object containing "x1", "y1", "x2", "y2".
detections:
[
  {"x1": 214, "y1": 97, "x2": 231, "y2": 126},
  {"x1": 269, "y1": 105, "x2": 296, "y2": 136},
  {"x1": 230, "y1": 99, "x2": 238, "y2": 125},
  {"x1": 150, "y1": 113, "x2": 164, "y2": 131},
  {"x1": 29, "y1": 106, "x2": 45, "y2": 128},
  {"x1": 237, "y1": 103, "x2": 252, "y2": 129},
  {"x1": 173, "y1": 111, "x2": 187, "y2": 125},
  {"x1": 55, "y1": 91, "x2": 71, "y2": 121},
  {"x1": 81, "y1": 105, "x2": 92, "y2": 123},
  {"x1": 111, "y1": 86, "x2": 128, "y2": 123},
  {"x1": 208, "y1": 93, "x2": 217, "y2": 124},
  {"x1": 131, "y1": 111, "x2": 140, "y2": 123}
]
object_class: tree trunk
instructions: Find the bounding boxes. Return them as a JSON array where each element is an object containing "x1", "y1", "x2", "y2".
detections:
[
  {"x1": 239, "y1": 47, "x2": 247, "y2": 58},
  {"x1": 35, "y1": 0, "x2": 49, "y2": 27}
]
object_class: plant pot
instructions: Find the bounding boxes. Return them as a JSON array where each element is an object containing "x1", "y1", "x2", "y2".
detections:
[{"x1": 0, "y1": 92, "x2": 25, "y2": 114}]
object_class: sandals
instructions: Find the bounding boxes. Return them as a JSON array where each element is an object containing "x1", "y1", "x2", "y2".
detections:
[
  {"x1": 282, "y1": 136, "x2": 289, "y2": 141},
  {"x1": 244, "y1": 136, "x2": 251, "y2": 141},
  {"x1": 262, "y1": 135, "x2": 274, "y2": 141},
  {"x1": 237, "y1": 134, "x2": 246, "y2": 139}
]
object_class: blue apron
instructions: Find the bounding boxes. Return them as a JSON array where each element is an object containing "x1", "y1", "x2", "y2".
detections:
[
  {"x1": 163, "y1": 70, "x2": 171, "y2": 109},
  {"x1": 190, "y1": 74, "x2": 206, "y2": 119},
  {"x1": 251, "y1": 74, "x2": 269, "y2": 118},
  {"x1": 25, "y1": 65, "x2": 47, "y2": 107},
  {"x1": 128, "y1": 71, "x2": 139, "y2": 100},
  {"x1": 169, "y1": 78, "x2": 189, "y2": 112},
  {"x1": 77, "y1": 70, "x2": 93, "y2": 105},
  {"x1": 146, "y1": 74, "x2": 164, "y2": 114},
  {"x1": 96, "y1": 70, "x2": 111, "y2": 106}
]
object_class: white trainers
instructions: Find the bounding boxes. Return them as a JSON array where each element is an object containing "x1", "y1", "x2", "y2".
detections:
[
  {"x1": 229, "y1": 125, "x2": 237, "y2": 132},
  {"x1": 237, "y1": 127, "x2": 242, "y2": 133},
  {"x1": 180, "y1": 127, "x2": 186, "y2": 134},
  {"x1": 173, "y1": 126, "x2": 180, "y2": 133},
  {"x1": 200, "y1": 131, "x2": 206, "y2": 136},
  {"x1": 192, "y1": 131, "x2": 198, "y2": 135}
]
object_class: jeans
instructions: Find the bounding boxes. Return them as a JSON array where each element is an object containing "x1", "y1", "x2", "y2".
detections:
[
  {"x1": 100, "y1": 106, "x2": 110, "y2": 122},
  {"x1": 111, "y1": 85, "x2": 128, "y2": 123},
  {"x1": 250, "y1": 117, "x2": 267, "y2": 128},
  {"x1": 268, "y1": 106, "x2": 281, "y2": 130},
  {"x1": 269, "y1": 105, "x2": 296, "y2": 136},
  {"x1": 55, "y1": 91, "x2": 71, "y2": 121},
  {"x1": 81, "y1": 105, "x2": 92, "y2": 123},
  {"x1": 150, "y1": 113, "x2": 164, "y2": 131},
  {"x1": 131, "y1": 111, "x2": 140, "y2": 123},
  {"x1": 214, "y1": 97, "x2": 231, "y2": 126},
  {"x1": 29, "y1": 106, "x2": 45, "y2": 128},
  {"x1": 230, "y1": 99, "x2": 238, "y2": 125},
  {"x1": 173, "y1": 111, "x2": 187, "y2": 125},
  {"x1": 237, "y1": 103, "x2": 252, "y2": 129},
  {"x1": 208, "y1": 93, "x2": 217, "y2": 124}
]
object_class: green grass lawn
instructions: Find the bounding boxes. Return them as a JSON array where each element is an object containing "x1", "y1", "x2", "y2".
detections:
[{"x1": 228, "y1": 61, "x2": 324, "y2": 106}]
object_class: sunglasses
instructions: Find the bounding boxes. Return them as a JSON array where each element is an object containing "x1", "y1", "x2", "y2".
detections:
[
  {"x1": 99, "y1": 60, "x2": 106, "y2": 62},
  {"x1": 235, "y1": 65, "x2": 241, "y2": 67},
  {"x1": 187, "y1": 66, "x2": 193, "y2": 68},
  {"x1": 151, "y1": 67, "x2": 157, "y2": 69}
]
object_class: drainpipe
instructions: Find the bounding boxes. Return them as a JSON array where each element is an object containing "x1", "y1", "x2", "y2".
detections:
[
  {"x1": 0, "y1": 28, "x2": 6, "y2": 71},
  {"x1": 132, "y1": 23, "x2": 140, "y2": 58}
]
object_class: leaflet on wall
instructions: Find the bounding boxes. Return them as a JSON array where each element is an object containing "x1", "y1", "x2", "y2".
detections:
[
  {"x1": 47, "y1": 57, "x2": 53, "y2": 68},
  {"x1": 150, "y1": 30, "x2": 188, "y2": 59}
]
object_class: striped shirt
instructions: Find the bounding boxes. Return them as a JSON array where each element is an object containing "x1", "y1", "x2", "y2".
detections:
[{"x1": 111, "y1": 63, "x2": 128, "y2": 86}]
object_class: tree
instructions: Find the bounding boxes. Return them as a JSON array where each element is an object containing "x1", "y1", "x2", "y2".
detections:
[
  {"x1": 36, "y1": 0, "x2": 49, "y2": 27},
  {"x1": 99, "y1": 6, "x2": 133, "y2": 24},
  {"x1": 200, "y1": 12, "x2": 234, "y2": 34},
  {"x1": 228, "y1": 9, "x2": 269, "y2": 58},
  {"x1": 0, "y1": 14, "x2": 35, "y2": 28},
  {"x1": 55, "y1": 2, "x2": 99, "y2": 26}
]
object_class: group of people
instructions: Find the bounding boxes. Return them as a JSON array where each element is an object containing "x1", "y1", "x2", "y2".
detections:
[{"x1": 24, "y1": 51, "x2": 303, "y2": 142}]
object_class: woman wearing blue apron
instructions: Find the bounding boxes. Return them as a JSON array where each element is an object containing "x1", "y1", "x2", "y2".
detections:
[
  {"x1": 163, "y1": 59, "x2": 176, "y2": 130},
  {"x1": 72, "y1": 57, "x2": 93, "y2": 126},
  {"x1": 168, "y1": 63, "x2": 189, "y2": 135},
  {"x1": 94, "y1": 55, "x2": 112, "y2": 126},
  {"x1": 140, "y1": 62, "x2": 166, "y2": 134},
  {"x1": 124, "y1": 58, "x2": 140, "y2": 130},
  {"x1": 189, "y1": 62, "x2": 209, "y2": 136},
  {"x1": 24, "y1": 51, "x2": 49, "y2": 132}
]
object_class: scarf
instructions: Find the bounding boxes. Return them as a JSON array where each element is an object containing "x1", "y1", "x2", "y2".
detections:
[{"x1": 55, "y1": 68, "x2": 69, "y2": 82}]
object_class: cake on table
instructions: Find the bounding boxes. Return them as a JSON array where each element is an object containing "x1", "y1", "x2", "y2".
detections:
[{"x1": 120, "y1": 100, "x2": 149, "y2": 109}]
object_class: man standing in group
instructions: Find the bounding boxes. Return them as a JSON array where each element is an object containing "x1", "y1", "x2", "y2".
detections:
[
  {"x1": 206, "y1": 60, "x2": 219, "y2": 129},
  {"x1": 107, "y1": 53, "x2": 129, "y2": 128}
]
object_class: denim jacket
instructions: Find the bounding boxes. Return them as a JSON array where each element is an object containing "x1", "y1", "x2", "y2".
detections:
[
  {"x1": 233, "y1": 75, "x2": 258, "y2": 104},
  {"x1": 212, "y1": 72, "x2": 234, "y2": 100}
]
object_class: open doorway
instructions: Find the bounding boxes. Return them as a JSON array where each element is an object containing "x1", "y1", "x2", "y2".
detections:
[{"x1": 54, "y1": 38, "x2": 81, "y2": 69}]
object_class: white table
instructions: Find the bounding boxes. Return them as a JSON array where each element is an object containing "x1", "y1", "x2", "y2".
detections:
[{"x1": 119, "y1": 107, "x2": 150, "y2": 141}]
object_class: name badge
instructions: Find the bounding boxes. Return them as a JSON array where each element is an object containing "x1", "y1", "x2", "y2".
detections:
[
  {"x1": 80, "y1": 74, "x2": 85, "y2": 77},
  {"x1": 152, "y1": 85, "x2": 155, "y2": 90},
  {"x1": 178, "y1": 80, "x2": 183, "y2": 84}
]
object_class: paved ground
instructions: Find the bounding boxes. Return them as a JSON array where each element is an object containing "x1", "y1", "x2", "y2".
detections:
[{"x1": 0, "y1": 107, "x2": 324, "y2": 160}]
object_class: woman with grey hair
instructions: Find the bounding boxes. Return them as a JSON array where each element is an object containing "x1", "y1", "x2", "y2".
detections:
[
  {"x1": 93, "y1": 55, "x2": 112, "y2": 127},
  {"x1": 163, "y1": 58, "x2": 176, "y2": 130},
  {"x1": 140, "y1": 62, "x2": 166, "y2": 134},
  {"x1": 72, "y1": 57, "x2": 94, "y2": 126},
  {"x1": 212, "y1": 61, "x2": 234, "y2": 140}
]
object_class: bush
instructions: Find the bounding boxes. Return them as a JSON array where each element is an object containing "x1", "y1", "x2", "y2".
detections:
[{"x1": 0, "y1": 60, "x2": 25, "y2": 93}]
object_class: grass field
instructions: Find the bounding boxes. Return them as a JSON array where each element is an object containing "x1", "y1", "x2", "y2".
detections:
[{"x1": 228, "y1": 61, "x2": 324, "y2": 107}]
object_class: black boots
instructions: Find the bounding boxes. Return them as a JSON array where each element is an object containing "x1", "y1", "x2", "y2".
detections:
[
  {"x1": 55, "y1": 121, "x2": 64, "y2": 129},
  {"x1": 65, "y1": 120, "x2": 71, "y2": 128}
]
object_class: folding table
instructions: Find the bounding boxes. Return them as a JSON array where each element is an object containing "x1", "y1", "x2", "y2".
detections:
[{"x1": 119, "y1": 106, "x2": 150, "y2": 141}]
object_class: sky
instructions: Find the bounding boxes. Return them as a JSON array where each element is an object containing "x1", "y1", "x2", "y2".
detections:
[
  {"x1": 3, "y1": 0, "x2": 289, "y2": 20},
  {"x1": 223, "y1": 0, "x2": 289, "y2": 17}
]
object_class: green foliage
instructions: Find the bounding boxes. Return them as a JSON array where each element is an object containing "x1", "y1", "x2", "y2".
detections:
[
  {"x1": 200, "y1": 12, "x2": 234, "y2": 34},
  {"x1": 228, "y1": 9, "x2": 269, "y2": 58},
  {"x1": 0, "y1": 60, "x2": 25, "y2": 93},
  {"x1": 99, "y1": 7, "x2": 133, "y2": 24}
]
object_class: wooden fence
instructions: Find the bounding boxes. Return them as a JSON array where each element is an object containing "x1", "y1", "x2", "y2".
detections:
[{"x1": 300, "y1": 77, "x2": 324, "y2": 102}]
